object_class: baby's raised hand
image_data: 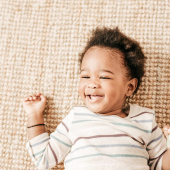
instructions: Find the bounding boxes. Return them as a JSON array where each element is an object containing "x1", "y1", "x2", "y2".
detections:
[
  {"x1": 23, "y1": 93, "x2": 46, "y2": 118},
  {"x1": 163, "y1": 125, "x2": 170, "y2": 139},
  {"x1": 163, "y1": 125, "x2": 170, "y2": 148}
]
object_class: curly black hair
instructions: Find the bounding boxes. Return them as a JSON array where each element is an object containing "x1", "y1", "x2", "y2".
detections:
[{"x1": 79, "y1": 27, "x2": 146, "y2": 93}]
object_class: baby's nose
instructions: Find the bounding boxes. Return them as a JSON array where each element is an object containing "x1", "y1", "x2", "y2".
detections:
[{"x1": 87, "y1": 81, "x2": 100, "y2": 89}]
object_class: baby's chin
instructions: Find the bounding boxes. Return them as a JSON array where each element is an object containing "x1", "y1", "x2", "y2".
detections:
[
  {"x1": 85, "y1": 104, "x2": 107, "y2": 115},
  {"x1": 81, "y1": 98, "x2": 110, "y2": 115}
]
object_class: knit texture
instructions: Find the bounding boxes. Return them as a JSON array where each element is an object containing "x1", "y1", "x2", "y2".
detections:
[{"x1": 0, "y1": 0, "x2": 169, "y2": 169}]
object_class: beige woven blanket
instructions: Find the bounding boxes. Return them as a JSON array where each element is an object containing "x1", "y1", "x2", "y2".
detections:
[{"x1": 0, "y1": 0, "x2": 169, "y2": 169}]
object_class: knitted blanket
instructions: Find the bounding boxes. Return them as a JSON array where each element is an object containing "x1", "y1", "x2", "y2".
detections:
[{"x1": 0, "y1": 0, "x2": 169, "y2": 169}]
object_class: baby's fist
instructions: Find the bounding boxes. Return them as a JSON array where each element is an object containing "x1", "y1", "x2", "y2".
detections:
[{"x1": 23, "y1": 93, "x2": 46, "y2": 118}]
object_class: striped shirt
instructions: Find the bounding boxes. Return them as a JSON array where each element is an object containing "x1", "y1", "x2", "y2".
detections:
[{"x1": 26, "y1": 104, "x2": 167, "y2": 170}]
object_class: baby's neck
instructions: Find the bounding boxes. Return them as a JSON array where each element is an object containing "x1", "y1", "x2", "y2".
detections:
[
  {"x1": 121, "y1": 105, "x2": 130, "y2": 117},
  {"x1": 96, "y1": 105, "x2": 130, "y2": 117},
  {"x1": 113, "y1": 105, "x2": 130, "y2": 118}
]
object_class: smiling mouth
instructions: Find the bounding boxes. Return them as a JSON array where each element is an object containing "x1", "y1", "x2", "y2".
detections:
[{"x1": 86, "y1": 95, "x2": 103, "y2": 102}]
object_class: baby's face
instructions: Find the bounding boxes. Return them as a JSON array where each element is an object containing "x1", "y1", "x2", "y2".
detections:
[{"x1": 78, "y1": 46, "x2": 133, "y2": 116}]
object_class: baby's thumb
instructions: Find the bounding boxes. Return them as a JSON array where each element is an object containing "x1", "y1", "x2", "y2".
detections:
[{"x1": 40, "y1": 94, "x2": 47, "y2": 102}]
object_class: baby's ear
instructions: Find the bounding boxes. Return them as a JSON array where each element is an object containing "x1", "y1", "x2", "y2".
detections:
[{"x1": 126, "y1": 78, "x2": 138, "y2": 97}]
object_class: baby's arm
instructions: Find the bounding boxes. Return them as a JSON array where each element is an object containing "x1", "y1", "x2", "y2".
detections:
[
  {"x1": 162, "y1": 125, "x2": 170, "y2": 169},
  {"x1": 23, "y1": 93, "x2": 72, "y2": 169},
  {"x1": 23, "y1": 93, "x2": 46, "y2": 140}
]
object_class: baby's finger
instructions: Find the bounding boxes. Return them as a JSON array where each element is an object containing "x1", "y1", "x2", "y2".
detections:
[
  {"x1": 23, "y1": 98, "x2": 28, "y2": 102},
  {"x1": 23, "y1": 96, "x2": 31, "y2": 102},
  {"x1": 29, "y1": 96, "x2": 34, "y2": 101},
  {"x1": 36, "y1": 92, "x2": 42, "y2": 97},
  {"x1": 32, "y1": 94, "x2": 39, "y2": 100},
  {"x1": 40, "y1": 94, "x2": 46, "y2": 102},
  {"x1": 36, "y1": 93, "x2": 41, "y2": 100},
  {"x1": 163, "y1": 126, "x2": 170, "y2": 138},
  {"x1": 164, "y1": 131, "x2": 169, "y2": 139},
  {"x1": 164, "y1": 125, "x2": 170, "y2": 131},
  {"x1": 33, "y1": 96, "x2": 37, "y2": 100}
]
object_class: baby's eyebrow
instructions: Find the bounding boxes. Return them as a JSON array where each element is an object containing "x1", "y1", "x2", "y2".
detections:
[
  {"x1": 80, "y1": 68, "x2": 88, "y2": 72},
  {"x1": 80, "y1": 68, "x2": 114, "y2": 75},
  {"x1": 100, "y1": 69, "x2": 114, "y2": 75}
]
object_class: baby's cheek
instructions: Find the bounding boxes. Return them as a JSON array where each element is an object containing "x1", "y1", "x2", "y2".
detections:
[
  {"x1": 78, "y1": 84, "x2": 82, "y2": 95},
  {"x1": 78, "y1": 84, "x2": 85, "y2": 99}
]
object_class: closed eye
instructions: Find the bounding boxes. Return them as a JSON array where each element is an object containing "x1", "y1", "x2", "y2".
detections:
[
  {"x1": 81, "y1": 76, "x2": 90, "y2": 79},
  {"x1": 100, "y1": 77, "x2": 111, "y2": 79}
]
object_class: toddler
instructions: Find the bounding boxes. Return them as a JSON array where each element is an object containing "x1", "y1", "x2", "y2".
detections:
[{"x1": 23, "y1": 27, "x2": 170, "y2": 170}]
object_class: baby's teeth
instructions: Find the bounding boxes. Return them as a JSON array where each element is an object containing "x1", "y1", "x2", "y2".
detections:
[
  {"x1": 91, "y1": 95, "x2": 96, "y2": 99},
  {"x1": 90, "y1": 95, "x2": 100, "y2": 101}
]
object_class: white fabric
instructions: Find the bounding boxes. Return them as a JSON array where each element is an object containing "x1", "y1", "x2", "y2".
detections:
[{"x1": 26, "y1": 104, "x2": 167, "y2": 170}]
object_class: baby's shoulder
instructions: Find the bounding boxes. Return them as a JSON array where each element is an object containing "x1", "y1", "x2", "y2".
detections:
[{"x1": 129, "y1": 104, "x2": 155, "y2": 119}]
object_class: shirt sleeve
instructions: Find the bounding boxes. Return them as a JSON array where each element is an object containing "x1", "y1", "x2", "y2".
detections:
[
  {"x1": 147, "y1": 114, "x2": 167, "y2": 170},
  {"x1": 26, "y1": 109, "x2": 74, "y2": 170}
]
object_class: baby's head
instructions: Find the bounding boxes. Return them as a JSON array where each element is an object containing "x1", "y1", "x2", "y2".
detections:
[
  {"x1": 78, "y1": 27, "x2": 146, "y2": 115},
  {"x1": 80, "y1": 27, "x2": 146, "y2": 93}
]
